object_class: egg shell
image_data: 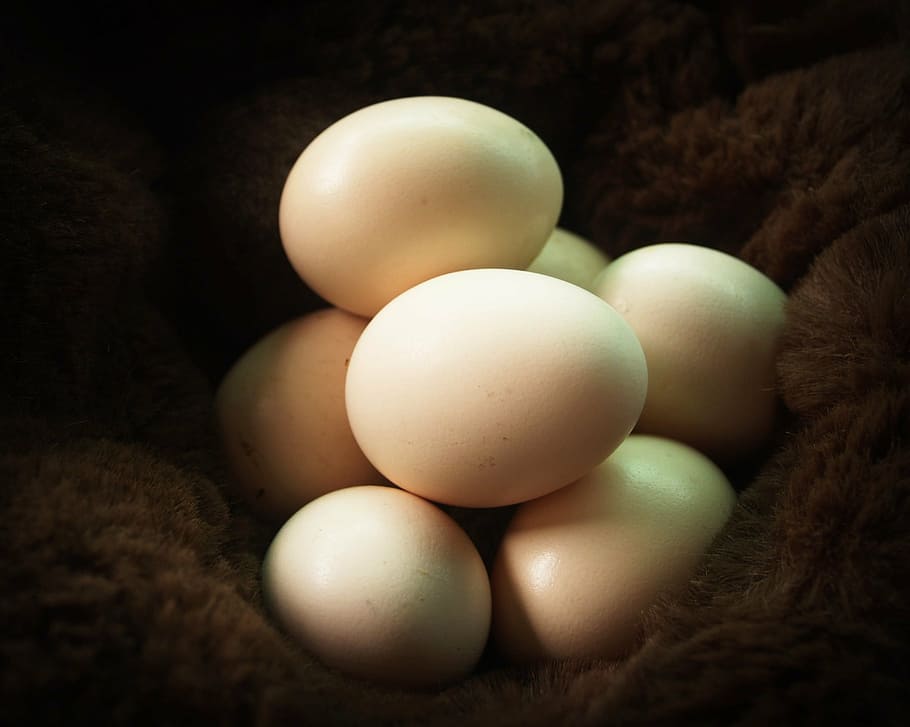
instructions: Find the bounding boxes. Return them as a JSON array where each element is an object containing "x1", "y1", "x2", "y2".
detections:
[
  {"x1": 592, "y1": 243, "x2": 787, "y2": 460},
  {"x1": 345, "y1": 268, "x2": 648, "y2": 508},
  {"x1": 214, "y1": 308, "x2": 383, "y2": 520},
  {"x1": 279, "y1": 96, "x2": 563, "y2": 316},
  {"x1": 526, "y1": 227, "x2": 610, "y2": 291},
  {"x1": 492, "y1": 434, "x2": 737, "y2": 664},
  {"x1": 261, "y1": 485, "x2": 492, "y2": 688}
]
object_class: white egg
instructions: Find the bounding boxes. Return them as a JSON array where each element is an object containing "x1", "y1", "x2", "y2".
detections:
[
  {"x1": 214, "y1": 308, "x2": 382, "y2": 520},
  {"x1": 279, "y1": 96, "x2": 563, "y2": 316},
  {"x1": 345, "y1": 269, "x2": 647, "y2": 508},
  {"x1": 593, "y1": 243, "x2": 787, "y2": 459},
  {"x1": 526, "y1": 227, "x2": 610, "y2": 291},
  {"x1": 262, "y1": 486, "x2": 491, "y2": 688},
  {"x1": 492, "y1": 435, "x2": 737, "y2": 663}
]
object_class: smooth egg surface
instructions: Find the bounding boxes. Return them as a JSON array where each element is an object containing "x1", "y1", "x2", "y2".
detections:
[
  {"x1": 262, "y1": 486, "x2": 492, "y2": 688},
  {"x1": 492, "y1": 434, "x2": 737, "y2": 663},
  {"x1": 279, "y1": 96, "x2": 563, "y2": 316},
  {"x1": 214, "y1": 308, "x2": 382, "y2": 520},
  {"x1": 526, "y1": 227, "x2": 610, "y2": 291},
  {"x1": 345, "y1": 268, "x2": 648, "y2": 508},
  {"x1": 593, "y1": 243, "x2": 787, "y2": 459}
]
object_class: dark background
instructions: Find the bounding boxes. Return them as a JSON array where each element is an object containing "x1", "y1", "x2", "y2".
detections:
[{"x1": 1, "y1": 2, "x2": 908, "y2": 724}]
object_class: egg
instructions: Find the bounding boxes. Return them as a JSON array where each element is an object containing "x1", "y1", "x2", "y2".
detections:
[
  {"x1": 278, "y1": 96, "x2": 563, "y2": 316},
  {"x1": 261, "y1": 485, "x2": 492, "y2": 688},
  {"x1": 214, "y1": 308, "x2": 383, "y2": 520},
  {"x1": 345, "y1": 268, "x2": 648, "y2": 508},
  {"x1": 526, "y1": 227, "x2": 610, "y2": 291},
  {"x1": 592, "y1": 243, "x2": 787, "y2": 459},
  {"x1": 491, "y1": 434, "x2": 737, "y2": 664}
]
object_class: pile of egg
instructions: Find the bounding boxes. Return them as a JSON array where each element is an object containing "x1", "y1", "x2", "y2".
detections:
[{"x1": 214, "y1": 97, "x2": 787, "y2": 689}]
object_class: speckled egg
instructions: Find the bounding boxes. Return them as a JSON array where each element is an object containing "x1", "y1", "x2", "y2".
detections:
[{"x1": 345, "y1": 268, "x2": 648, "y2": 508}]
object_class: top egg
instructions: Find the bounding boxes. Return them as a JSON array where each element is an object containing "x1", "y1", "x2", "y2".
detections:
[{"x1": 278, "y1": 96, "x2": 564, "y2": 316}]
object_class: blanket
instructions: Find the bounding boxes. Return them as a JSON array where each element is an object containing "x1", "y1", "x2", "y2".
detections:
[{"x1": 2, "y1": 1, "x2": 908, "y2": 723}]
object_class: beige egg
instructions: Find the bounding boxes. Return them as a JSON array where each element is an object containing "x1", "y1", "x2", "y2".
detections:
[
  {"x1": 526, "y1": 227, "x2": 610, "y2": 291},
  {"x1": 492, "y1": 435, "x2": 737, "y2": 664},
  {"x1": 592, "y1": 243, "x2": 787, "y2": 460},
  {"x1": 279, "y1": 96, "x2": 563, "y2": 316},
  {"x1": 214, "y1": 308, "x2": 383, "y2": 520},
  {"x1": 262, "y1": 485, "x2": 492, "y2": 688},
  {"x1": 345, "y1": 268, "x2": 648, "y2": 508}
]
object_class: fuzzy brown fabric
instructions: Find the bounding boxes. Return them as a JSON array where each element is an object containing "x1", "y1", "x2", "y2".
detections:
[{"x1": 2, "y1": 1, "x2": 909, "y2": 724}]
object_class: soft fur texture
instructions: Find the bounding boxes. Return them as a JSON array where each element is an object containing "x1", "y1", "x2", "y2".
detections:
[{"x1": 2, "y1": 1, "x2": 908, "y2": 724}]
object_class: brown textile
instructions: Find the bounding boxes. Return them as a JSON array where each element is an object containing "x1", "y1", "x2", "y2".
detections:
[{"x1": 2, "y1": 1, "x2": 908, "y2": 724}]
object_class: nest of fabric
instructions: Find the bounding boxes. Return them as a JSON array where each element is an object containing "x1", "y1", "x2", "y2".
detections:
[{"x1": 2, "y1": 1, "x2": 908, "y2": 724}]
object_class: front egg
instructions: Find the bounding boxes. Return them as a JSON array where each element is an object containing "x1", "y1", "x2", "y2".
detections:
[{"x1": 344, "y1": 268, "x2": 648, "y2": 508}]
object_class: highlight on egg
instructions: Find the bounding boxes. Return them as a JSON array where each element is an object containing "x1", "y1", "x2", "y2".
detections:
[
  {"x1": 278, "y1": 95, "x2": 564, "y2": 316},
  {"x1": 344, "y1": 268, "x2": 648, "y2": 508}
]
